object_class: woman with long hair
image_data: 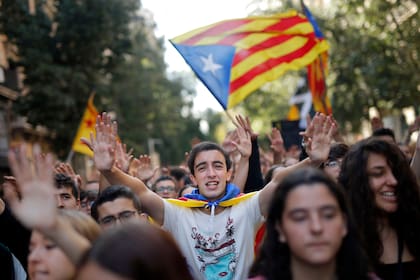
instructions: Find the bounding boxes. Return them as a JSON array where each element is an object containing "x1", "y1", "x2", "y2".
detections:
[
  {"x1": 249, "y1": 167, "x2": 372, "y2": 280},
  {"x1": 339, "y1": 138, "x2": 420, "y2": 280}
]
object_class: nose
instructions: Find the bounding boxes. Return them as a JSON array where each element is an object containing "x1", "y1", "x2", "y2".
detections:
[
  {"x1": 28, "y1": 247, "x2": 42, "y2": 263},
  {"x1": 309, "y1": 214, "x2": 323, "y2": 234},
  {"x1": 386, "y1": 171, "x2": 398, "y2": 186},
  {"x1": 207, "y1": 166, "x2": 216, "y2": 177},
  {"x1": 56, "y1": 195, "x2": 64, "y2": 208}
]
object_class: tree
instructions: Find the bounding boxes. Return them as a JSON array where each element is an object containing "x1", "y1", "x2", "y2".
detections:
[
  {"x1": 324, "y1": 0, "x2": 420, "y2": 131},
  {"x1": 1, "y1": 0, "x2": 209, "y2": 163},
  {"x1": 0, "y1": 0, "x2": 139, "y2": 157}
]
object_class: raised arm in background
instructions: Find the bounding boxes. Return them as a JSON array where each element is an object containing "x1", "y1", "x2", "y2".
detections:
[
  {"x1": 258, "y1": 113, "x2": 334, "y2": 216},
  {"x1": 4, "y1": 144, "x2": 91, "y2": 265},
  {"x1": 86, "y1": 113, "x2": 165, "y2": 225}
]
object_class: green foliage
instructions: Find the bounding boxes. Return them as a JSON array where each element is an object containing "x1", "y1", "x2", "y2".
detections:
[
  {"x1": 324, "y1": 0, "x2": 420, "y2": 131},
  {"x1": 237, "y1": 0, "x2": 419, "y2": 134},
  {"x1": 1, "y1": 0, "x2": 209, "y2": 163}
]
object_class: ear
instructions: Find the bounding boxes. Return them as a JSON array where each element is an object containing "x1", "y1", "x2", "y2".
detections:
[
  {"x1": 189, "y1": 174, "x2": 198, "y2": 186},
  {"x1": 275, "y1": 221, "x2": 287, "y2": 243},
  {"x1": 226, "y1": 168, "x2": 233, "y2": 182}
]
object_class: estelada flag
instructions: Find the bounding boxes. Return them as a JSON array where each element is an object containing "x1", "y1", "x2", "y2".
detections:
[
  {"x1": 71, "y1": 94, "x2": 98, "y2": 157},
  {"x1": 170, "y1": 10, "x2": 329, "y2": 110},
  {"x1": 301, "y1": 1, "x2": 332, "y2": 114}
]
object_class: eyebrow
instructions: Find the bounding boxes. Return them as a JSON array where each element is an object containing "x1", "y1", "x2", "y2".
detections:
[
  {"x1": 288, "y1": 205, "x2": 338, "y2": 214},
  {"x1": 194, "y1": 160, "x2": 224, "y2": 169}
]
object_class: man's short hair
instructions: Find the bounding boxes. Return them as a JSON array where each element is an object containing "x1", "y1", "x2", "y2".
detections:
[
  {"x1": 55, "y1": 173, "x2": 78, "y2": 199},
  {"x1": 372, "y1": 127, "x2": 396, "y2": 142},
  {"x1": 91, "y1": 185, "x2": 142, "y2": 222},
  {"x1": 152, "y1": 176, "x2": 177, "y2": 192},
  {"x1": 187, "y1": 141, "x2": 231, "y2": 176}
]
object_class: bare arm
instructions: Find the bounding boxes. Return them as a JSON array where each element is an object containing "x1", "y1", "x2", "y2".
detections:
[
  {"x1": 230, "y1": 115, "x2": 252, "y2": 192},
  {"x1": 89, "y1": 113, "x2": 165, "y2": 225},
  {"x1": 259, "y1": 113, "x2": 334, "y2": 216},
  {"x1": 4, "y1": 144, "x2": 91, "y2": 265}
]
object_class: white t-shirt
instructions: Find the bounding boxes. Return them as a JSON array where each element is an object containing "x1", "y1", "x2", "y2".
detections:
[{"x1": 163, "y1": 192, "x2": 264, "y2": 280}]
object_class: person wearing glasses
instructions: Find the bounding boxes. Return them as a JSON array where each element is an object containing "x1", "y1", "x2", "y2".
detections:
[
  {"x1": 91, "y1": 185, "x2": 148, "y2": 229},
  {"x1": 320, "y1": 143, "x2": 349, "y2": 182},
  {"x1": 152, "y1": 175, "x2": 178, "y2": 199}
]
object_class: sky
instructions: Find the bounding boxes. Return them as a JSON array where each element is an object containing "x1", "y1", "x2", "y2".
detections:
[{"x1": 141, "y1": 0, "x2": 250, "y2": 113}]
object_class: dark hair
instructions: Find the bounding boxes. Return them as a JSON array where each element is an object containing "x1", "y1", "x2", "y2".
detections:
[
  {"x1": 250, "y1": 167, "x2": 370, "y2": 280},
  {"x1": 263, "y1": 164, "x2": 283, "y2": 185},
  {"x1": 91, "y1": 185, "x2": 142, "y2": 222},
  {"x1": 338, "y1": 137, "x2": 420, "y2": 268},
  {"x1": 187, "y1": 141, "x2": 231, "y2": 176},
  {"x1": 152, "y1": 175, "x2": 177, "y2": 192},
  {"x1": 79, "y1": 222, "x2": 193, "y2": 280},
  {"x1": 372, "y1": 128, "x2": 396, "y2": 142},
  {"x1": 55, "y1": 173, "x2": 78, "y2": 199},
  {"x1": 169, "y1": 167, "x2": 187, "y2": 181}
]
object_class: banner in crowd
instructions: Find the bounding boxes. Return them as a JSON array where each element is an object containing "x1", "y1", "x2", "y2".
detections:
[{"x1": 71, "y1": 94, "x2": 98, "y2": 157}]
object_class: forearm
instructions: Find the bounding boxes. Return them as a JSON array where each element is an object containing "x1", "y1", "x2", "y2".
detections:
[
  {"x1": 100, "y1": 166, "x2": 149, "y2": 195},
  {"x1": 232, "y1": 157, "x2": 249, "y2": 193},
  {"x1": 44, "y1": 218, "x2": 91, "y2": 265}
]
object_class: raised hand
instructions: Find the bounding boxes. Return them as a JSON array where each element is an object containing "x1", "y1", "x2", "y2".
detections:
[
  {"x1": 4, "y1": 144, "x2": 57, "y2": 232},
  {"x1": 114, "y1": 141, "x2": 133, "y2": 173},
  {"x1": 268, "y1": 127, "x2": 286, "y2": 154},
  {"x1": 236, "y1": 114, "x2": 258, "y2": 140},
  {"x1": 89, "y1": 112, "x2": 118, "y2": 172},
  {"x1": 222, "y1": 130, "x2": 239, "y2": 155},
  {"x1": 129, "y1": 154, "x2": 158, "y2": 182},
  {"x1": 304, "y1": 114, "x2": 334, "y2": 163},
  {"x1": 232, "y1": 127, "x2": 252, "y2": 159},
  {"x1": 54, "y1": 162, "x2": 82, "y2": 189}
]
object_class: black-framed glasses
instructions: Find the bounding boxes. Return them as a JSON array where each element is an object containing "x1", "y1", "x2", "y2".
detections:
[{"x1": 99, "y1": 210, "x2": 138, "y2": 226}]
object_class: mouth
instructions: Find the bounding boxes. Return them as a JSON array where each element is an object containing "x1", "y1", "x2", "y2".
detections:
[
  {"x1": 205, "y1": 181, "x2": 219, "y2": 190},
  {"x1": 306, "y1": 242, "x2": 329, "y2": 248},
  {"x1": 31, "y1": 271, "x2": 49, "y2": 279},
  {"x1": 381, "y1": 191, "x2": 397, "y2": 202}
]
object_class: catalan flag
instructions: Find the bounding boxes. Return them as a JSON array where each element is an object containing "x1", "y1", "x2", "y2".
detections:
[
  {"x1": 71, "y1": 94, "x2": 98, "y2": 157},
  {"x1": 171, "y1": 10, "x2": 329, "y2": 109},
  {"x1": 301, "y1": 1, "x2": 332, "y2": 114}
]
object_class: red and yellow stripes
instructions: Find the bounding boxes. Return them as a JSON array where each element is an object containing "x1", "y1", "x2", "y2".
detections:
[{"x1": 171, "y1": 11, "x2": 329, "y2": 109}]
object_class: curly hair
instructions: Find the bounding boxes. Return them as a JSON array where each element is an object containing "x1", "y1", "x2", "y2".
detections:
[
  {"x1": 338, "y1": 138, "x2": 420, "y2": 268},
  {"x1": 249, "y1": 167, "x2": 370, "y2": 280}
]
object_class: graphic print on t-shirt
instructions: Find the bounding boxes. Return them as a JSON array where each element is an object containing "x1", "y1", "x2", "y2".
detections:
[{"x1": 191, "y1": 216, "x2": 237, "y2": 279}]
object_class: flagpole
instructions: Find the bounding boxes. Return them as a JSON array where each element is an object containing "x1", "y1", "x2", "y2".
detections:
[
  {"x1": 224, "y1": 110, "x2": 236, "y2": 124},
  {"x1": 66, "y1": 149, "x2": 74, "y2": 163}
]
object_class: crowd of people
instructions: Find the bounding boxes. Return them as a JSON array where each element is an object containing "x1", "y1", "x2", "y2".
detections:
[{"x1": 1, "y1": 111, "x2": 420, "y2": 280}]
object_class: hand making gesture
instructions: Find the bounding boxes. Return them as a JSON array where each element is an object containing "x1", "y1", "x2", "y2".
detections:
[
  {"x1": 83, "y1": 112, "x2": 118, "y2": 172},
  {"x1": 301, "y1": 113, "x2": 334, "y2": 164},
  {"x1": 4, "y1": 144, "x2": 57, "y2": 232}
]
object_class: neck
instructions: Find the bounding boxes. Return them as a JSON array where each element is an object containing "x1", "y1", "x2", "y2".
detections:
[{"x1": 291, "y1": 256, "x2": 336, "y2": 280}]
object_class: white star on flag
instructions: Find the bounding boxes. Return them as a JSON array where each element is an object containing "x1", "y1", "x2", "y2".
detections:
[{"x1": 200, "y1": 53, "x2": 222, "y2": 75}]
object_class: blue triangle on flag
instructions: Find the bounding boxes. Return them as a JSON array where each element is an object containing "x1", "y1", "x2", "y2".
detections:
[{"x1": 170, "y1": 43, "x2": 236, "y2": 109}]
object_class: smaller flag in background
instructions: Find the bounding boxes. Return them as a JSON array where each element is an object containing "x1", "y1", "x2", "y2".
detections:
[
  {"x1": 301, "y1": 0, "x2": 332, "y2": 114},
  {"x1": 72, "y1": 94, "x2": 98, "y2": 157}
]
